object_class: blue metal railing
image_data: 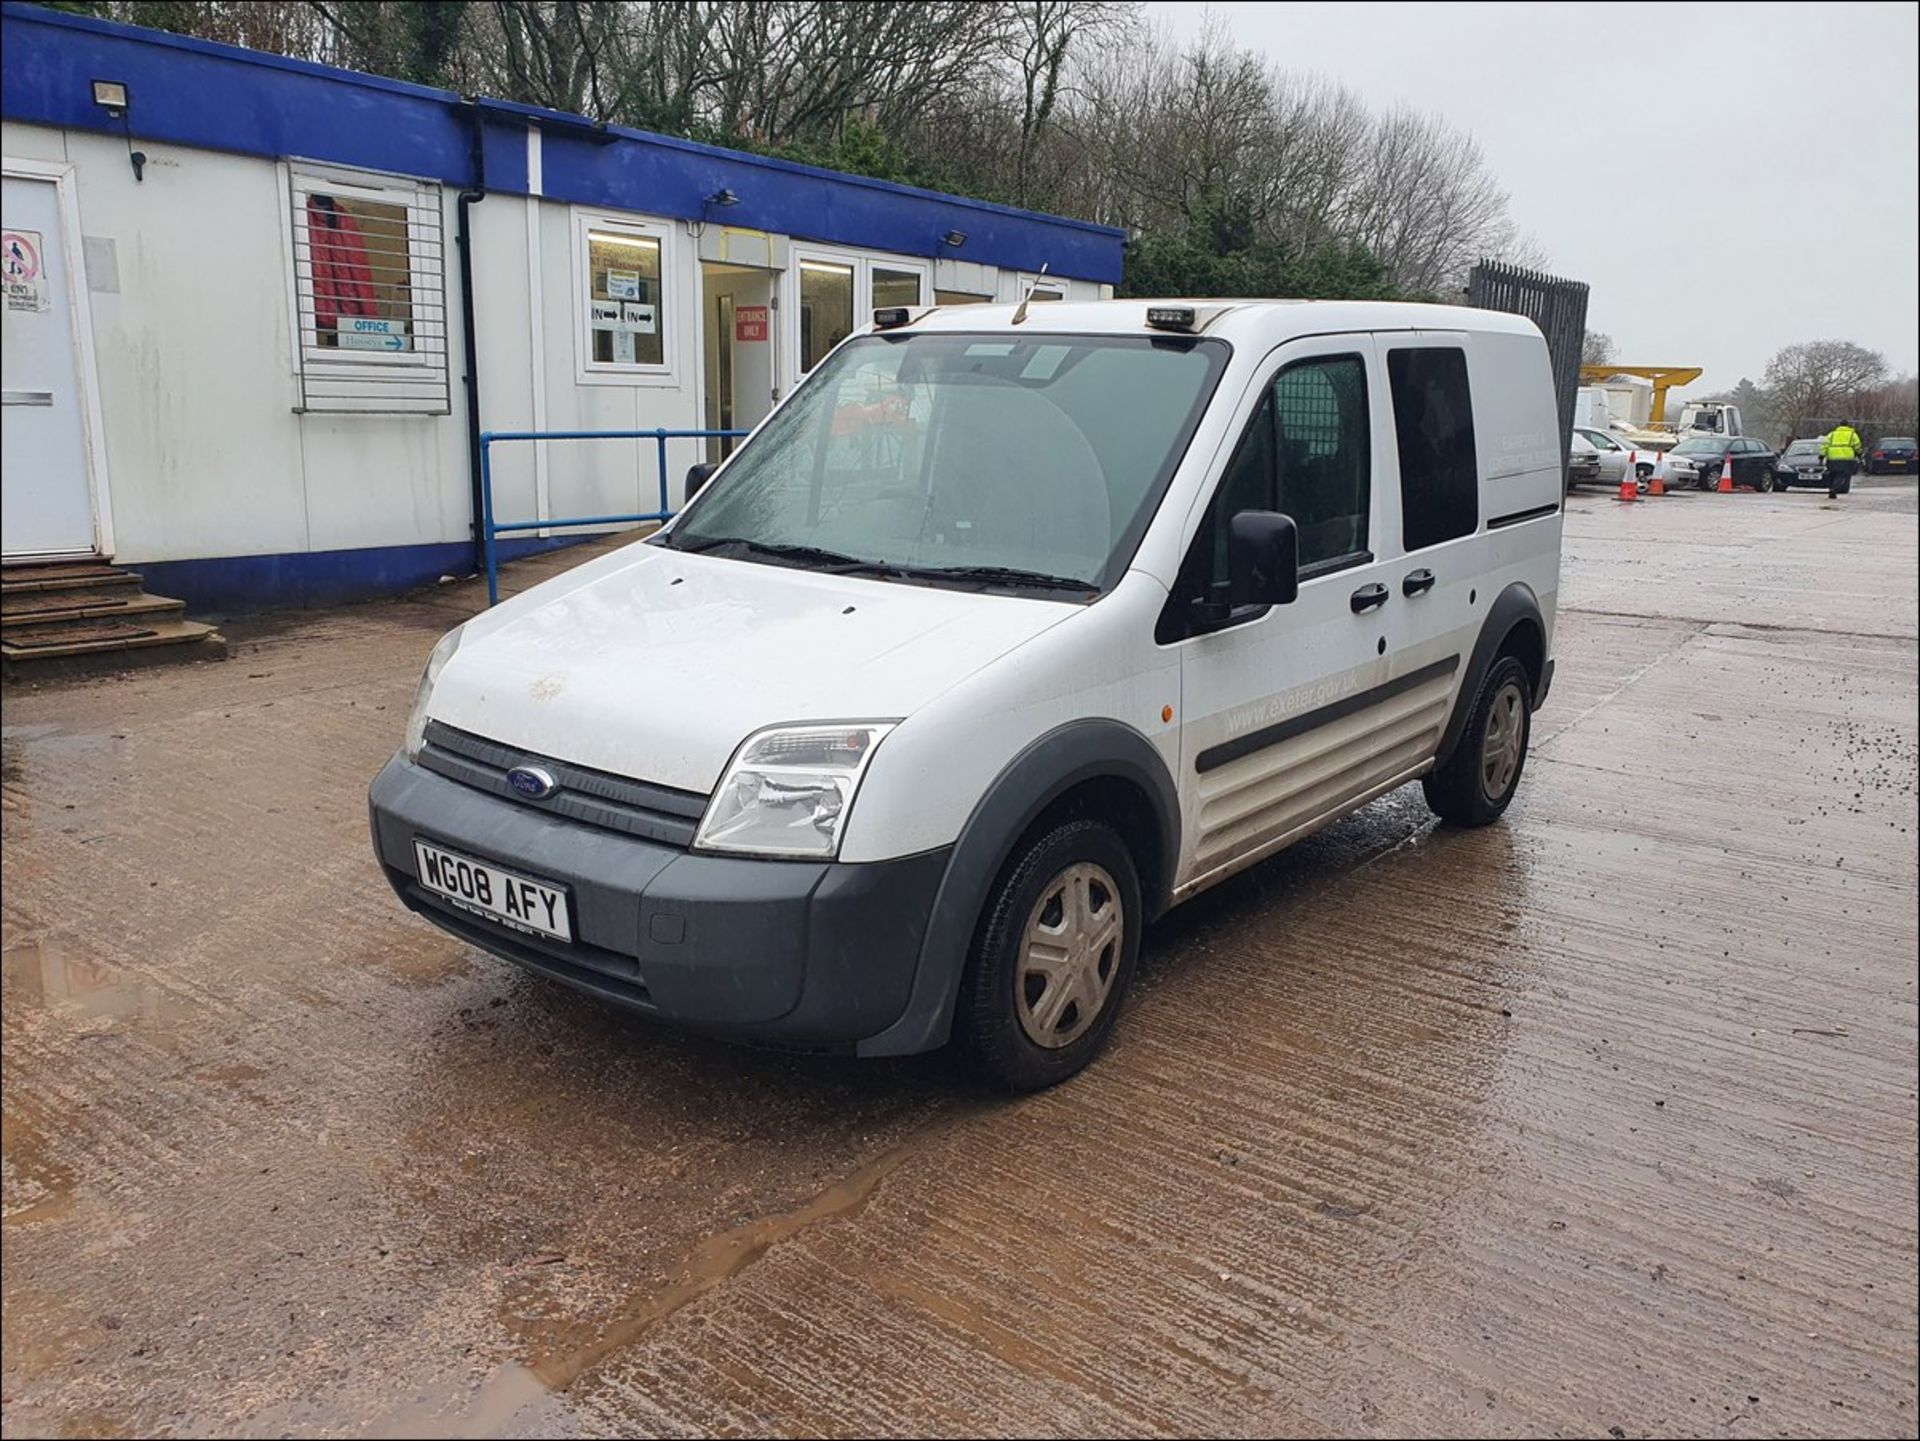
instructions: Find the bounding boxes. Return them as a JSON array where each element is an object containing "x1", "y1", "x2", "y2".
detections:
[{"x1": 478, "y1": 427, "x2": 748, "y2": 605}]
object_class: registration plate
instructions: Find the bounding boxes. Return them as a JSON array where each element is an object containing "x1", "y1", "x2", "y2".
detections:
[{"x1": 412, "y1": 839, "x2": 572, "y2": 942}]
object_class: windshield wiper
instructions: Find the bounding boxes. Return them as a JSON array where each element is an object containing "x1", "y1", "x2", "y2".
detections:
[
  {"x1": 673, "y1": 536, "x2": 1095, "y2": 594},
  {"x1": 671, "y1": 535, "x2": 896, "y2": 574},
  {"x1": 888, "y1": 563, "x2": 1099, "y2": 596}
]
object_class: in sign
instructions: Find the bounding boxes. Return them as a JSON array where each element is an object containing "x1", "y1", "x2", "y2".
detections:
[{"x1": 735, "y1": 305, "x2": 769, "y2": 343}]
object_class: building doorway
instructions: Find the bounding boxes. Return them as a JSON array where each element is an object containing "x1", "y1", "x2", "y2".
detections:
[
  {"x1": 700, "y1": 262, "x2": 778, "y2": 465},
  {"x1": 3, "y1": 163, "x2": 112, "y2": 560}
]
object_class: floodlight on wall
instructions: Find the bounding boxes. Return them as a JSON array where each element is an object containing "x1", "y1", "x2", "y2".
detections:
[
  {"x1": 942, "y1": 229, "x2": 967, "y2": 249},
  {"x1": 690, "y1": 186, "x2": 740, "y2": 238},
  {"x1": 91, "y1": 78, "x2": 144, "y2": 181}
]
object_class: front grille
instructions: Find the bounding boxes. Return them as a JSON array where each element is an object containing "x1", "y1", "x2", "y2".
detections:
[{"x1": 417, "y1": 720, "x2": 706, "y2": 847}]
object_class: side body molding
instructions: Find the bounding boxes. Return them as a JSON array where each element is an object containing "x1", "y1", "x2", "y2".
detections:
[
  {"x1": 1434, "y1": 580, "x2": 1549, "y2": 770},
  {"x1": 855, "y1": 719, "x2": 1180, "y2": 1057}
]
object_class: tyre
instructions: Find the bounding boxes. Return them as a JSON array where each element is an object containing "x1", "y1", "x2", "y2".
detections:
[
  {"x1": 954, "y1": 816, "x2": 1143, "y2": 1091},
  {"x1": 1756, "y1": 471, "x2": 1775, "y2": 493},
  {"x1": 1422, "y1": 655, "x2": 1533, "y2": 827}
]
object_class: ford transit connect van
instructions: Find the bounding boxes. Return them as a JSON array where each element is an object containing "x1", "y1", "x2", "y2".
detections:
[{"x1": 370, "y1": 299, "x2": 1563, "y2": 1090}]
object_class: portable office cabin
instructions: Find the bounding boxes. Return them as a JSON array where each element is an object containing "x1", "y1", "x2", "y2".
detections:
[{"x1": 0, "y1": 3, "x2": 1124, "y2": 610}]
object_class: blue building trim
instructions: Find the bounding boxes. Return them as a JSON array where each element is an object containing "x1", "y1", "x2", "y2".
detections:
[
  {"x1": 130, "y1": 534, "x2": 607, "y2": 616},
  {"x1": 0, "y1": 2, "x2": 1125, "y2": 282}
]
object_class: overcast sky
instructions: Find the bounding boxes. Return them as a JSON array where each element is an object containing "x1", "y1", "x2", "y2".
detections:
[{"x1": 1149, "y1": 1, "x2": 1920, "y2": 395}]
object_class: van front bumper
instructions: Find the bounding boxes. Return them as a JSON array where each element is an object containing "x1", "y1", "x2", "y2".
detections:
[{"x1": 368, "y1": 753, "x2": 950, "y2": 1051}]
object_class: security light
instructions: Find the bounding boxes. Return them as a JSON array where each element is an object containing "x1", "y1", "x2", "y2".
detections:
[
  {"x1": 705, "y1": 188, "x2": 739, "y2": 208},
  {"x1": 942, "y1": 229, "x2": 967, "y2": 248},
  {"x1": 91, "y1": 79, "x2": 144, "y2": 181}
]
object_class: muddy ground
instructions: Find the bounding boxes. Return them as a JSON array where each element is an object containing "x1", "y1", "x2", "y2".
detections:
[{"x1": 3, "y1": 481, "x2": 1916, "y2": 1438}]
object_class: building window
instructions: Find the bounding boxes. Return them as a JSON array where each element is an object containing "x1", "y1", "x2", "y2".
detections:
[
  {"x1": 872, "y1": 266, "x2": 924, "y2": 310},
  {"x1": 1388, "y1": 347, "x2": 1478, "y2": 550},
  {"x1": 288, "y1": 162, "x2": 448, "y2": 413},
  {"x1": 1015, "y1": 274, "x2": 1065, "y2": 302},
  {"x1": 572, "y1": 210, "x2": 676, "y2": 384},
  {"x1": 799, "y1": 259, "x2": 854, "y2": 373},
  {"x1": 935, "y1": 289, "x2": 992, "y2": 306}
]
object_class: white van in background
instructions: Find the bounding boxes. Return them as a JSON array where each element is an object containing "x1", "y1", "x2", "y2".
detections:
[{"x1": 370, "y1": 299, "x2": 1564, "y2": 1089}]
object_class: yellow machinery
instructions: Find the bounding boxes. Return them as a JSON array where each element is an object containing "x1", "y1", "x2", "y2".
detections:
[{"x1": 1578, "y1": 365, "x2": 1703, "y2": 427}]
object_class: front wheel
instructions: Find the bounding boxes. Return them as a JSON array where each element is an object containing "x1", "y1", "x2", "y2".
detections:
[
  {"x1": 1423, "y1": 655, "x2": 1533, "y2": 827},
  {"x1": 954, "y1": 817, "x2": 1142, "y2": 1091}
]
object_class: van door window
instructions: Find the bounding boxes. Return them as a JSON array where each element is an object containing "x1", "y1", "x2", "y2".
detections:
[
  {"x1": 1273, "y1": 356, "x2": 1369, "y2": 567},
  {"x1": 1163, "y1": 353, "x2": 1370, "y2": 640},
  {"x1": 1388, "y1": 347, "x2": 1478, "y2": 550}
]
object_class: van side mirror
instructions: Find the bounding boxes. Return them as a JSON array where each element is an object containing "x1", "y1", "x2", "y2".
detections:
[
  {"x1": 1228, "y1": 511, "x2": 1299, "y2": 609},
  {"x1": 685, "y1": 462, "x2": 717, "y2": 500}
]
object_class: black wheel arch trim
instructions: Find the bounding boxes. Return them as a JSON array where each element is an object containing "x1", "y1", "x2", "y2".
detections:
[
  {"x1": 854, "y1": 718, "x2": 1180, "y2": 1057},
  {"x1": 1434, "y1": 581, "x2": 1550, "y2": 771}
]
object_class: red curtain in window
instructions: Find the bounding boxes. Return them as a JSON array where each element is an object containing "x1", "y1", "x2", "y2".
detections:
[{"x1": 306, "y1": 194, "x2": 379, "y2": 335}]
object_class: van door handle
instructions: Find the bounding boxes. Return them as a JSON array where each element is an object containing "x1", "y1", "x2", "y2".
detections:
[
  {"x1": 1402, "y1": 568, "x2": 1435, "y2": 597},
  {"x1": 1350, "y1": 583, "x2": 1389, "y2": 614}
]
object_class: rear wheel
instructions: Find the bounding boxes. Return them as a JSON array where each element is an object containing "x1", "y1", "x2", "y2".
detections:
[
  {"x1": 1756, "y1": 470, "x2": 1775, "y2": 493},
  {"x1": 1423, "y1": 655, "x2": 1533, "y2": 827},
  {"x1": 955, "y1": 817, "x2": 1142, "y2": 1091}
]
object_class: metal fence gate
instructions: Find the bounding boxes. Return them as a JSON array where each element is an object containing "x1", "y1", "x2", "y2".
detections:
[{"x1": 1467, "y1": 261, "x2": 1590, "y2": 458}]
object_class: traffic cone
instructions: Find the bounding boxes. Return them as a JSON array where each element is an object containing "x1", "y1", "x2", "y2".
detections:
[
  {"x1": 1633, "y1": 451, "x2": 1664, "y2": 495},
  {"x1": 1617, "y1": 475, "x2": 1638, "y2": 502},
  {"x1": 1716, "y1": 460, "x2": 1734, "y2": 493}
]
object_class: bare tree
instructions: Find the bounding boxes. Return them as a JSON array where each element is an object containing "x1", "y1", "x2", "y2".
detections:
[
  {"x1": 1583, "y1": 330, "x2": 1615, "y2": 366},
  {"x1": 73, "y1": 0, "x2": 1535, "y2": 300},
  {"x1": 1002, "y1": 2, "x2": 1132, "y2": 207},
  {"x1": 1763, "y1": 340, "x2": 1889, "y2": 437}
]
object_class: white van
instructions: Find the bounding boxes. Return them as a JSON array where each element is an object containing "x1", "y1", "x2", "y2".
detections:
[{"x1": 370, "y1": 299, "x2": 1563, "y2": 1089}]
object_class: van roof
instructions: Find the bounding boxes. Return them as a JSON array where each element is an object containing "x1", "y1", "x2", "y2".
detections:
[{"x1": 901, "y1": 298, "x2": 1545, "y2": 342}]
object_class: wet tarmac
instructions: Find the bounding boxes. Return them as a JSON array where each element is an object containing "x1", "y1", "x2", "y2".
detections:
[{"x1": 3, "y1": 482, "x2": 1916, "y2": 1438}]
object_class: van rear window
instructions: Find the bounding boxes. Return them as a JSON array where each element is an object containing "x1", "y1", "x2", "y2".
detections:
[{"x1": 1388, "y1": 347, "x2": 1479, "y2": 551}]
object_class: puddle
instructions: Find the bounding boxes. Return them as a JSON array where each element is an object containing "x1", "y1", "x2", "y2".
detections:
[
  {"x1": 379, "y1": 1129, "x2": 941, "y2": 1438},
  {"x1": 1, "y1": 1107, "x2": 77, "y2": 1226},
  {"x1": 1, "y1": 939, "x2": 195, "y2": 1026}
]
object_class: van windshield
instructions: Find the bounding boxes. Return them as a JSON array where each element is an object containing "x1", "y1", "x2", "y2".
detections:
[{"x1": 665, "y1": 332, "x2": 1228, "y2": 595}]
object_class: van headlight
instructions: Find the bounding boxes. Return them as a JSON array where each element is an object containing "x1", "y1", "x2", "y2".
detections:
[
  {"x1": 403, "y1": 625, "x2": 464, "y2": 760},
  {"x1": 695, "y1": 722, "x2": 896, "y2": 858}
]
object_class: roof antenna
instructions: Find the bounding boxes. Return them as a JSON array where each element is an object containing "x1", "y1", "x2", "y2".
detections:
[{"x1": 1010, "y1": 263, "x2": 1050, "y2": 326}]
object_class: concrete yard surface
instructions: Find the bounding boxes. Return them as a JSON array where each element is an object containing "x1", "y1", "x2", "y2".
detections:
[{"x1": 2, "y1": 482, "x2": 1916, "y2": 1438}]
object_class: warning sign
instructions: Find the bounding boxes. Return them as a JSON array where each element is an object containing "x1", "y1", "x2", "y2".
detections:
[
  {"x1": 3, "y1": 228, "x2": 49, "y2": 312},
  {"x1": 735, "y1": 304, "x2": 769, "y2": 343}
]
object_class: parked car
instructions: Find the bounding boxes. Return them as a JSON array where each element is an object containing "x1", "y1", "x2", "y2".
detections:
[
  {"x1": 1656, "y1": 434, "x2": 1780, "y2": 491},
  {"x1": 1568, "y1": 433, "x2": 1603, "y2": 490},
  {"x1": 370, "y1": 299, "x2": 1564, "y2": 1090},
  {"x1": 1867, "y1": 436, "x2": 1916, "y2": 475},
  {"x1": 1775, "y1": 438, "x2": 1826, "y2": 490},
  {"x1": 1572, "y1": 426, "x2": 1634, "y2": 488}
]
